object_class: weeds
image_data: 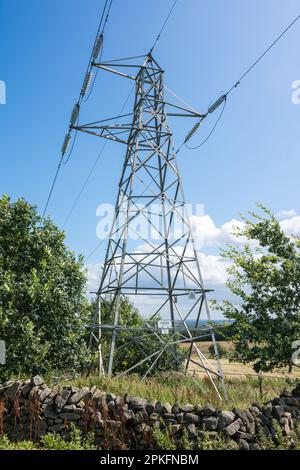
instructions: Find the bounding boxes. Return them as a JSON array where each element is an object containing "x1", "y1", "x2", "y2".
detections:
[
  {"x1": 152, "y1": 427, "x2": 177, "y2": 450},
  {"x1": 0, "y1": 424, "x2": 97, "y2": 450},
  {"x1": 1, "y1": 421, "x2": 300, "y2": 450},
  {"x1": 41, "y1": 424, "x2": 96, "y2": 450},
  {"x1": 0, "y1": 373, "x2": 298, "y2": 450}
]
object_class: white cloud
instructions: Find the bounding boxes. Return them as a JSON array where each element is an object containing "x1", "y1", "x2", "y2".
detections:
[
  {"x1": 277, "y1": 209, "x2": 297, "y2": 219},
  {"x1": 190, "y1": 214, "x2": 247, "y2": 247},
  {"x1": 280, "y1": 215, "x2": 300, "y2": 237},
  {"x1": 86, "y1": 263, "x2": 101, "y2": 294},
  {"x1": 219, "y1": 219, "x2": 247, "y2": 245},
  {"x1": 86, "y1": 211, "x2": 300, "y2": 308},
  {"x1": 190, "y1": 212, "x2": 300, "y2": 248},
  {"x1": 197, "y1": 252, "x2": 230, "y2": 285}
]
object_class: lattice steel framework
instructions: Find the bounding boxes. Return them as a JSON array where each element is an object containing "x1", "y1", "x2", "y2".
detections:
[{"x1": 74, "y1": 54, "x2": 225, "y2": 399}]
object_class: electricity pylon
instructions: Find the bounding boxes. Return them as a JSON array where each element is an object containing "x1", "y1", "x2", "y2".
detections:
[{"x1": 74, "y1": 54, "x2": 225, "y2": 399}]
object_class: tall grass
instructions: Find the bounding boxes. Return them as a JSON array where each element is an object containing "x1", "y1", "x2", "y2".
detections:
[
  {"x1": 5, "y1": 370, "x2": 294, "y2": 409},
  {"x1": 58, "y1": 373, "x2": 292, "y2": 409}
]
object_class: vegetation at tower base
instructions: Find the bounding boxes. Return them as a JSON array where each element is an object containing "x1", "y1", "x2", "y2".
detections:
[
  {"x1": 214, "y1": 204, "x2": 300, "y2": 373},
  {"x1": 1, "y1": 376, "x2": 300, "y2": 450},
  {"x1": 2, "y1": 192, "x2": 299, "y2": 392},
  {"x1": 90, "y1": 297, "x2": 185, "y2": 375},
  {"x1": 0, "y1": 195, "x2": 91, "y2": 378}
]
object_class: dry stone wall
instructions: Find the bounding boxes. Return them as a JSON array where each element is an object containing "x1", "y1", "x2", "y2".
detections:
[{"x1": 1, "y1": 376, "x2": 300, "y2": 450}]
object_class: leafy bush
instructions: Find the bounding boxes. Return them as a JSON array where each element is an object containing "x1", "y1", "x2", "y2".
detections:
[
  {"x1": 0, "y1": 434, "x2": 37, "y2": 450},
  {"x1": 208, "y1": 342, "x2": 228, "y2": 359},
  {"x1": 41, "y1": 424, "x2": 96, "y2": 450},
  {"x1": 0, "y1": 195, "x2": 91, "y2": 378},
  {"x1": 152, "y1": 426, "x2": 177, "y2": 450},
  {"x1": 214, "y1": 205, "x2": 300, "y2": 373},
  {"x1": 0, "y1": 424, "x2": 96, "y2": 450}
]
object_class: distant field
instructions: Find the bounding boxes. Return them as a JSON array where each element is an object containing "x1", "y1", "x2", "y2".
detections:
[{"x1": 184, "y1": 341, "x2": 300, "y2": 378}]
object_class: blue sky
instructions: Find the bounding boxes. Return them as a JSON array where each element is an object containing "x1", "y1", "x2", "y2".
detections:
[{"x1": 0, "y1": 0, "x2": 300, "y2": 313}]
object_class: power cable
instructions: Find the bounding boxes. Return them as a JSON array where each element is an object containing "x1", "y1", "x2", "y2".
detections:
[
  {"x1": 63, "y1": 84, "x2": 135, "y2": 228},
  {"x1": 149, "y1": 0, "x2": 179, "y2": 54},
  {"x1": 83, "y1": 48, "x2": 103, "y2": 104},
  {"x1": 62, "y1": 141, "x2": 107, "y2": 228},
  {"x1": 225, "y1": 12, "x2": 300, "y2": 97},
  {"x1": 85, "y1": 238, "x2": 106, "y2": 263},
  {"x1": 83, "y1": 0, "x2": 113, "y2": 103},
  {"x1": 179, "y1": 12, "x2": 300, "y2": 152},
  {"x1": 80, "y1": 0, "x2": 110, "y2": 105},
  {"x1": 41, "y1": 0, "x2": 113, "y2": 219},
  {"x1": 41, "y1": 158, "x2": 64, "y2": 219}
]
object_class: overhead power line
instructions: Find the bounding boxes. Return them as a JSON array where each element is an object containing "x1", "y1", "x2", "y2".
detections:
[
  {"x1": 83, "y1": 0, "x2": 113, "y2": 103},
  {"x1": 181, "y1": 11, "x2": 300, "y2": 151},
  {"x1": 64, "y1": 3, "x2": 181, "y2": 229},
  {"x1": 149, "y1": 0, "x2": 179, "y2": 54},
  {"x1": 85, "y1": 238, "x2": 106, "y2": 263},
  {"x1": 41, "y1": 0, "x2": 113, "y2": 219},
  {"x1": 63, "y1": 84, "x2": 135, "y2": 228},
  {"x1": 41, "y1": 161, "x2": 64, "y2": 219},
  {"x1": 225, "y1": 12, "x2": 300, "y2": 96},
  {"x1": 74, "y1": 9, "x2": 300, "y2": 256}
]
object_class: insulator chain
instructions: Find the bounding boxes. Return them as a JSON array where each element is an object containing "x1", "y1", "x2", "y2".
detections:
[{"x1": 184, "y1": 119, "x2": 202, "y2": 144}]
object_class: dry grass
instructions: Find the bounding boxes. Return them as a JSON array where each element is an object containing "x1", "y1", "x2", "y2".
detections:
[
  {"x1": 184, "y1": 341, "x2": 300, "y2": 378},
  {"x1": 190, "y1": 358, "x2": 300, "y2": 378}
]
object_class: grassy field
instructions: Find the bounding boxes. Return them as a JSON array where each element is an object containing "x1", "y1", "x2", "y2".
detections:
[
  {"x1": 7, "y1": 341, "x2": 299, "y2": 410},
  {"x1": 184, "y1": 341, "x2": 300, "y2": 378},
  {"x1": 33, "y1": 340, "x2": 300, "y2": 409},
  {"x1": 56, "y1": 373, "x2": 296, "y2": 409}
]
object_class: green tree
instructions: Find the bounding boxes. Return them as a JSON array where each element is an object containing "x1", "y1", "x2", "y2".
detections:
[
  {"x1": 208, "y1": 342, "x2": 228, "y2": 359},
  {"x1": 0, "y1": 195, "x2": 91, "y2": 376},
  {"x1": 214, "y1": 205, "x2": 300, "y2": 373}
]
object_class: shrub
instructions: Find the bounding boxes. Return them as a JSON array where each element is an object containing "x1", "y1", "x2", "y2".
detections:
[
  {"x1": 208, "y1": 342, "x2": 228, "y2": 358},
  {"x1": 0, "y1": 195, "x2": 91, "y2": 378}
]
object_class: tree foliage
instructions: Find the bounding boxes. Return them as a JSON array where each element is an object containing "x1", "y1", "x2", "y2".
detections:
[
  {"x1": 214, "y1": 205, "x2": 300, "y2": 373},
  {"x1": 0, "y1": 195, "x2": 91, "y2": 376},
  {"x1": 208, "y1": 342, "x2": 228, "y2": 359}
]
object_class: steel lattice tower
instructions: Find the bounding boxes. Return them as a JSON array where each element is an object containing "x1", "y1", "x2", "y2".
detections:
[{"x1": 75, "y1": 54, "x2": 225, "y2": 398}]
